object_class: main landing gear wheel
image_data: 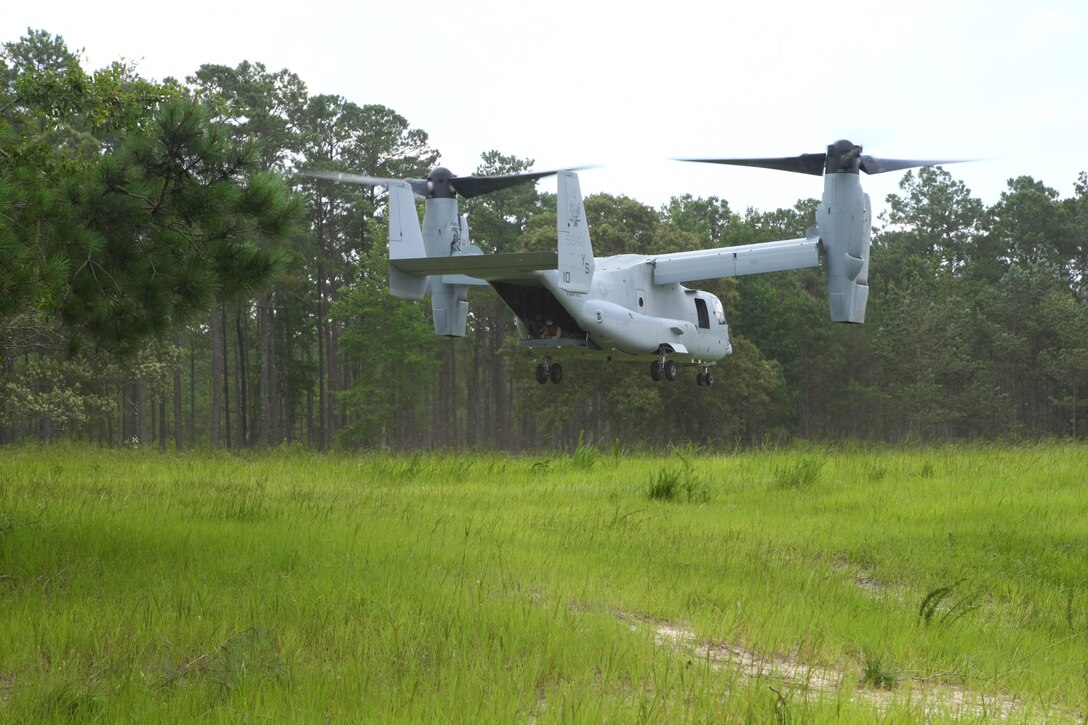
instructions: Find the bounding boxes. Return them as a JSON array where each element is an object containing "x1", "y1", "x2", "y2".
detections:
[
  {"x1": 536, "y1": 361, "x2": 563, "y2": 384},
  {"x1": 650, "y1": 358, "x2": 679, "y2": 382}
]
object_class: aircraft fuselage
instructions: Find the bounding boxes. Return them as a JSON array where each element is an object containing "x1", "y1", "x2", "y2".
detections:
[{"x1": 504, "y1": 254, "x2": 731, "y2": 365}]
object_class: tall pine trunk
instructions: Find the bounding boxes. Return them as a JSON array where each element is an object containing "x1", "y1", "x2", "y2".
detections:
[
  {"x1": 222, "y1": 306, "x2": 232, "y2": 449},
  {"x1": 136, "y1": 381, "x2": 147, "y2": 445},
  {"x1": 189, "y1": 338, "x2": 197, "y2": 446},
  {"x1": 258, "y1": 297, "x2": 273, "y2": 448},
  {"x1": 235, "y1": 308, "x2": 249, "y2": 447},
  {"x1": 173, "y1": 334, "x2": 183, "y2": 450},
  {"x1": 326, "y1": 320, "x2": 340, "y2": 446},
  {"x1": 210, "y1": 303, "x2": 223, "y2": 447}
]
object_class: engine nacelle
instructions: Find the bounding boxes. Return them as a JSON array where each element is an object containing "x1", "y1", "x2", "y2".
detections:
[
  {"x1": 817, "y1": 172, "x2": 871, "y2": 324},
  {"x1": 422, "y1": 198, "x2": 477, "y2": 337},
  {"x1": 429, "y1": 279, "x2": 470, "y2": 337}
]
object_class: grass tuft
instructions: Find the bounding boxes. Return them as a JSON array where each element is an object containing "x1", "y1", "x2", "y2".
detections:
[
  {"x1": 571, "y1": 431, "x2": 598, "y2": 470},
  {"x1": 860, "y1": 651, "x2": 900, "y2": 690},
  {"x1": 33, "y1": 683, "x2": 103, "y2": 721},
  {"x1": 161, "y1": 626, "x2": 287, "y2": 696},
  {"x1": 918, "y1": 578, "x2": 983, "y2": 627},
  {"x1": 647, "y1": 450, "x2": 708, "y2": 503},
  {"x1": 648, "y1": 467, "x2": 682, "y2": 501},
  {"x1": 774, "y1": 455, "x2": 826, "y2": 490}
]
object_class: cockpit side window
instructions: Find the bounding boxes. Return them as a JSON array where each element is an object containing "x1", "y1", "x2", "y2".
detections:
[
  {"x1": 712, "y1": 297, "x2": 725, "y2": 325},
  {"x1": 695, "y1": 298, "x2": 710, "y2": 329}
]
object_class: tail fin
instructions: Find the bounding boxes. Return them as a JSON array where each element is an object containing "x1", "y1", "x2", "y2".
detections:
[
  {"x1": 387, "y1": 180, "x2": 427, "y2": 300},
  {"x1": 557, "y1": 171, "x2": 594, "y2": 293},
  {"x1": 818, "y1": 173, "x2": 870, "y2": 323}
]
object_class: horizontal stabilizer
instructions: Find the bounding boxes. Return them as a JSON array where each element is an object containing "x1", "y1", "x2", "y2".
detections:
[
  {"x1": 391, "y1": 251, "x2": 558, "y2": 281},
  {"x1": 442, "y1": 274, "x2": 488, "y2": 286},
  {"x1": 653, "y1": 238, "x2": 819, "y2": 285}
]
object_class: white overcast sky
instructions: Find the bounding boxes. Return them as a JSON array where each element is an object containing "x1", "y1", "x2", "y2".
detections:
[{"x1": 3, "y1": 0, "x2": 1084, "y2": 222}]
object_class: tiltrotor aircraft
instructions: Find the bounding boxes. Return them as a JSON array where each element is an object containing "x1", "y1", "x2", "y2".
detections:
[{"x1": 306, "y1": 140, "x2": 952, "y2": 386}]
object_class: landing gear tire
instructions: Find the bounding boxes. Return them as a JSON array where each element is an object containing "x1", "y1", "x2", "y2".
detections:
[
  {"x1": 696, "y1": 372, "x2": 706, "y2": 386},
  {"x1": 549, "y1": 363, "x2": 563, "y2": 384},
  {"x1": 535, "y1": 363, "x2": 549, "y2": 385},
  {"x1": 650, "y1": 361, "x2": 663, "y2": 382},
  {"x1": 705, "y1": 370, "x2": 714, "y2": 386},
  {"x1": 664, "y1": 360, "x2": 679, "y2": 382}
]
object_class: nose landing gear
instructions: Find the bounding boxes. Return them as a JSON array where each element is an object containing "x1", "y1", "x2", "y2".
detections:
[{"x1": 650, "y1": 354, "x2": 716, "y2": 387}]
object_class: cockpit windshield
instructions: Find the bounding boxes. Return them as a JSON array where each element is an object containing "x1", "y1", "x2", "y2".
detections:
[{"x1": 711, "y1": 296, "x2": 726, "y2": 325}]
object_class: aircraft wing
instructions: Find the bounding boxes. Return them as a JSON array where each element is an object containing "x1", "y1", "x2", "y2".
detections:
[
  {"x1": 652, "y1": 237, "x2": 820, "y2": 285},
  {"x1": 391, "y1": 251, "x2": 558, "y2": 281}
]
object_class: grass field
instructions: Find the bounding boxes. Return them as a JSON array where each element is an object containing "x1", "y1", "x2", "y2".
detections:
[{"x1": 1, "y1": 442, "x2": 1087, "y2": 722}]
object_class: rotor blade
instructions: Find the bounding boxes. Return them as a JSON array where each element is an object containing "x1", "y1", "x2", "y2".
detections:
[
  {"x1": 300, "y1": 169, "x2": 391, "y2": 186},
  {"x1": 450, "y1": 168, "x2": 586, "y2": 198},
  {"x1": 300, "y1": 169, "x2": 428, "y2": 196},
  {"x1": 859, "y1": 156, "x2": 965, "y2": 174},
  {"x1": 677, "y1": 154, "x2": 828, "y2": 176}
]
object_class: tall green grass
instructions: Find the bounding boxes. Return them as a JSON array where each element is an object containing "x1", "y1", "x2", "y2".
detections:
[{"x1": 1, "y1": 442, "x2": 1086, "y2": 721}]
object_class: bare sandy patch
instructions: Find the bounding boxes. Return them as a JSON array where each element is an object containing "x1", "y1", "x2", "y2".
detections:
[{"x1": 631, "y1": 614, "x2": 1063, "y2": 721}]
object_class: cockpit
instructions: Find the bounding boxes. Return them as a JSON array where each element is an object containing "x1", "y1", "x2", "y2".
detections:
[
  {"x1": 711, "y1": 295, "x2": 725, "y2": 325},
  {"x1": 694, "y1": 293, "x2": 726, "y2": 329}
]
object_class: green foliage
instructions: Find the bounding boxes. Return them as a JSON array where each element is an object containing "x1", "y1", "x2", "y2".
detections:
[
  {"x1": 878, "y1": 165, "x2": 985, "y2": 275},
  {"x1": 1, "y1": 32, "x2": 300, "y2": 357},
  {"x1": 331, "y1": 246, "x2": 439, "y2": 449},
  {"x1": 661, "y1": 194, "x2": 735, "y2": 245},
  {"x1": 990, "y1": 176, "x2": 1076, "y2": 276},
  {"x1": 462, "y1": 151, "x2": 546, "y2": 254},
  {"x1": 187, "y1": 61, "x2": 308, "y2": 172},
  {"x1": 65, "y1": 96, "x2": 299, "y2": 353},
  {"x1": 5, "y1": 28, "x2": 1088, "y2": 451},
  {"x1": 583, "y1": 193, "x2": 660, "y2": 255}
]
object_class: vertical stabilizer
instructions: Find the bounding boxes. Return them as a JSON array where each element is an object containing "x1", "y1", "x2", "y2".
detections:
[
  {"x1": 387, "y1": 181, "x2": 427, "y2": 300},
  {"x1": 557, "y1": 171, "x2": 595, "y2": 293}
]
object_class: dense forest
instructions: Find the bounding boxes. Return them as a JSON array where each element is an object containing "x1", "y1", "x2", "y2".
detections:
[{"x1": 2, "y1": 29, "x2": 1086, "y2": 451}]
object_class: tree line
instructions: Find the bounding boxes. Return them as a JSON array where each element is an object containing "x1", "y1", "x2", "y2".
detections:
[{"x1": 2, "y1": 29, "x2": 1086, "y2": 451}]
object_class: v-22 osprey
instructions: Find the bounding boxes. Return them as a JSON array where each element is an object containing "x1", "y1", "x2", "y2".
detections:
[{"x1": 306, "y1": 140, "x2": 954, "y2": 386}]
